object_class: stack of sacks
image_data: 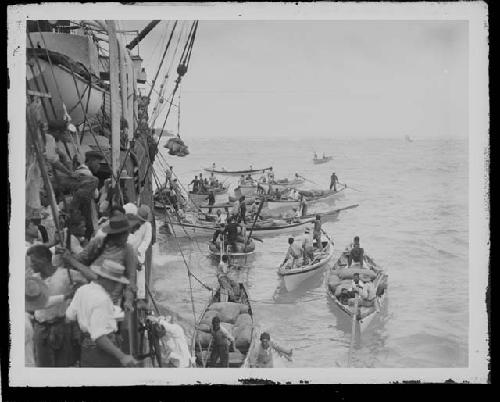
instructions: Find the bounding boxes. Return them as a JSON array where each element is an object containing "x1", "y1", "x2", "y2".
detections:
[
  {"x1": 196, "y1": 302, "x2": 251, "y2": 352},
  {"x1": 336, "y1": 268, "x2": 377, "y2": 280},
  {"x1": 327, "y1": 274, "x2": 341, "y2": 293}
]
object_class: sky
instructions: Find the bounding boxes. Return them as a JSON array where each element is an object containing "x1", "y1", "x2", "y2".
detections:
[{"x1": 120, "y1": 20, "x2": 468, "y2": 139}]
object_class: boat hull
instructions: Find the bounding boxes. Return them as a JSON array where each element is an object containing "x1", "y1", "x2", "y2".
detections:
[
  {"x1": 278, "y1": 240, "x2": 333, "y2": 292},
  {"x1": 204, "y1": 167, "x2": 272, "y2": 176},
  {"x1": 313, "y1": 156, "x2": 332, "y2": 164},
  {"x1": 326, "y1": 251, "x2": 388, "y2": 333}
]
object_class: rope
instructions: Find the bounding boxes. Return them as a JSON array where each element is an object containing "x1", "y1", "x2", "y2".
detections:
[{"x1": 146, "y1": 21, "x2": 178, "y2": 100}]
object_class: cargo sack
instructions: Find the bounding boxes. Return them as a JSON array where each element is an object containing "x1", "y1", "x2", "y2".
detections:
[
  {"x1": 233, "y1": 324, "x2": 253, "y2": 353},
  {"x1": 234, "y1": 313, "x2": 252, "y2": 328},
  {"x1": 196, "y1": 331, "x2": 212, "y2": 349},
  {"x1": 208, "y1": 302, "x2": 248, "y2": 324},
  {"x1": 327, "y1": 274, "x2": 341, "y2": 293},
  {"x1": 334, "y1": 279, "x2": 354, "y2": 297},
  {"x1": 198, "y1": 323, "x2": 212, "y2": 333},
  {"x1": 337, "y1": 267, "x2": 377, "y2": 280},
  {"x1": 199, "y1": 310, "x2": 219, "y2": 327}
]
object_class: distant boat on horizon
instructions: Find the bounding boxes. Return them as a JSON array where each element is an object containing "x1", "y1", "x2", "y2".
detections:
[{"x1": 405, "y1": 135, "x2": 414, "y2": 143}]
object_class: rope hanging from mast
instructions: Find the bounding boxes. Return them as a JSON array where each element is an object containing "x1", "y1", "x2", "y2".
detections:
[{"x1": 126, "y1": 20, "x2": 161, "y2": 50}]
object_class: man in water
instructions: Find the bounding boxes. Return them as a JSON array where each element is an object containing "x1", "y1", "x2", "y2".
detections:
[
  {"x1": 348, "y1": 236, "x2": 364, "y2": 267},
  {"x1": 281, "y1": 237, "x2": 302, "y2": 269},
  {"x1": 249, "y1": 332, "x2": 293, "y2": 368},
  {"x1": 313, "y1": 215, "x2": 323, "y2": 252},
  {"x1": 208, "y1": 316, "x2": 234, "y2": 368},
  {"x1": 330, "y1": 172, "x2": 339, "y2": 191}
]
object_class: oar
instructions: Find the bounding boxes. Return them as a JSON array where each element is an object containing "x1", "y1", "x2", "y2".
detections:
[
  {"x1": 252, "y1": 235, "x2": 264, "y2": 243},
  {"x1": 298, "y1": 174, "x2": 318, "y2": 185},
  {"x1": 339, "y1": 182, "x2": 362, "y2": 192},
  {"x1": 244, "y1": 198, "x2": 265, "y2": 263},
  {"x1": 348, "y1": 294, "x2": 359, "y2": 367},
  {"x1": 320, "y1": 228, "x2": 335, "y2": 247}
]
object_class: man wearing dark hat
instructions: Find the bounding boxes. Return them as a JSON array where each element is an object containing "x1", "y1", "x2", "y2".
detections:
[
  {"x1": 62, "y1": 215, "x2": 138, "y2": 311},
  {"x1": 65, "y1": 259, "x2": 138, "y2": 367},
  {"x1": 208, "y1": 316, "x2": 234, "y2": 368},
  {"x1": 27, "y1": 245, "x2": 87, "y2": 367}
]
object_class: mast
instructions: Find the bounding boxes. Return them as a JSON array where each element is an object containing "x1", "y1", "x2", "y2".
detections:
[{"x1": 106, "y1": 21, "x2": 121, "y2": 202}]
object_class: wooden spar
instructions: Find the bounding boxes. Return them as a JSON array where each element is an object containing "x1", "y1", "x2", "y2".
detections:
[
  {"x1": 106, "y1": 21, "x2": 121, "y2": 202},
  {"x1": 119, "y1": 41, "x2": 128, "y2": 140},
  {"x1": 126, "y1": 44, "x2": 134, "y2": 142},
  {"x1": 126, "y1": 20, "x2": 161, "y2": 50}
]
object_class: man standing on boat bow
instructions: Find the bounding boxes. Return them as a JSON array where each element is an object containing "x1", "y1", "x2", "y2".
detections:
[{"x1": 330, "y1": 172, "x2": 339, "y2": 191}]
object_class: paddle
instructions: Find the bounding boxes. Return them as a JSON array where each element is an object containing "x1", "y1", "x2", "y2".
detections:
[
  {"x1": 348, "y1": 294, "x2": 359, "y2": 367},
  {"x1": 339, "y1": 182, "x2": 362, "y2": 192},
  {"x1": 298, "y1": 174, "x2": 318, "y2": 186},
  {"x1": 244, "y1": 198, "x2": 265, "y2": 263},
  {"x1": 252, "y1": 235, "x2": 264, "y2": 243}
]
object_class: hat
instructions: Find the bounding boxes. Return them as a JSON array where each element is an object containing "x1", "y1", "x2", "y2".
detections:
[
  {"x1": 123, "y1": 202, "x2": 138, "y2": 216},
  {"x1": 47, "y1": 119, "x2": 67, "y2": 133},
  {"x1": 137, "y1": 205, "x2": 151, "y2": 222},
  {"x1": 25, "y1": 277, "x2": 49, "y2": 311},
  {"x1": 120, "y1": 170, "x2": 133, "y2": 180},
  {"x1": 85, "y1": 150, "x2": 105, "y2": 161},
  {"x1": 91, "y1": 259, "x2": 129, "y2": 285},
  {"x1": 102, "y1": 215, "x2": 134, "y2": 234}
]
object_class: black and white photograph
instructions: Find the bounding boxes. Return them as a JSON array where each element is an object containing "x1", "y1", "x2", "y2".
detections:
[{"x1": 7, "y1": 2, "x2": 489, "y2": 386}]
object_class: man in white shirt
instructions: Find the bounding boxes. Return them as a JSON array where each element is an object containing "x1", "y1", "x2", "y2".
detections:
[
  {"x1": 65, "y1": 259, "x2": 138, "y2": 367},
  {"x1": 281, "y1": 237, "x2": 302, "y2": 269}
]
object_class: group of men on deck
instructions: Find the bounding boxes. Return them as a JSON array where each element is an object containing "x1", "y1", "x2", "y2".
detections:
[{"x1": 26, "y1": 195, "x2": 154, "y2": 368}]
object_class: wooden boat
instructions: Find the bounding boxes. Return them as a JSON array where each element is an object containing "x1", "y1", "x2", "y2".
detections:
[
  {"x1": 263, "y1": 177, "x2": 305, "y2": 191},
  {"x1": 313, "y1": 155, "x2": 333, "y2": 164},
  {"x1": 208, "y1": 238, "x2": 256, "y2": 258},
  {"x1": 278, "y1": 238, "x2": 334, "y2": 292},
  {"x1": 203, "y1": 166, "x2": 272, "y2": 177},
  {"x1": 326, "y1": 248, "x2": 388, "y2": 333},
  {"x1": 188, "y1": 185, "x2": 228, "y2": 205},
  {"x1": 193, "y1": 283, "x2": 256, "y2": 368},
  {"x1": 265, "y1": 184, "x2": 347, "y2": 210}
]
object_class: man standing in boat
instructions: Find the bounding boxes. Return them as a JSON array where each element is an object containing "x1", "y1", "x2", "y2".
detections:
[
  {"x1": 281, "y1": 237, "x2": 302, "y2": 269},
  {"x1": 208, "y1": 316, "x2": 234, "y2": 368},
  {"x1": 302, "y1": 227, "x2": 315, "y2": 265},
  {"x1": 190, "y1": 175, "x2": 200, "y2": 193},
  {"x1": 207, "y1": 190, "x2": 216, "y2": 213},
  {"x1": 239, "y1": 196, "x2": 247, "y2": 224},
  {"x1": 313, "y1": 215, "x2": 323, "y2": 252},
  {"x1": 330, "y1": 172, "x2": 339, "y2": 191},
  {"x1": 348, "y1": 236, "x2": 364, "y2": 268}
]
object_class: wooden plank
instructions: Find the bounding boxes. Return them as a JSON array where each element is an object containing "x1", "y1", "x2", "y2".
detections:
[
  {"x1": 106, "y1": 21, "x2": 121, "y2": 190},
  {"x1": 26, "y1": 89, "x2": 52, "y2": 98}
]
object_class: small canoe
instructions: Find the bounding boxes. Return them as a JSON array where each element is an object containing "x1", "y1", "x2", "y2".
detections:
[
  {"x1": 326, "y1": 249, "x2": 388, "y2": 333},
  {"x1": 193, "y1": 283, "x2": 256, "y2": 368},
  {"x1": 278, "y1": 239, "x2": 334, "y2": 292},
  {"x1": 188, "y1": 186, "x2": 228, "y2": 205},
  {"x1": 204, "y1": 167, "x2": 273, "y2": 176},
  {"x1": 313, "y1": 156, "x2": 333, "y2": 164}
]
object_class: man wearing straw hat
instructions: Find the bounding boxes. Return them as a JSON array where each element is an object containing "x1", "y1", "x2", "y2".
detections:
[
  {"x1": 27, "y1": 245, "x2": 87, "y2": 367},
  {"x1": 65, "y1": 259, "x2": 138, "y2": 367}
]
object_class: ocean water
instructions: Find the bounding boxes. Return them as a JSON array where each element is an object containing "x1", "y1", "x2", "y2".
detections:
[{"x1": 149, "y1": 137, "x2": 468, "y2": 368}]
